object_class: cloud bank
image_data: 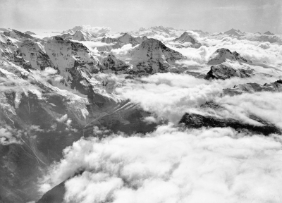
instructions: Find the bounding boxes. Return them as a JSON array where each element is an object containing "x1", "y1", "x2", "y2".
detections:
[{"x1": 40, "y1": 125, "x2": 282, "y2": 203}]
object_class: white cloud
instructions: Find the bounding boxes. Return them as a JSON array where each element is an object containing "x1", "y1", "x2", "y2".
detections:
[
  {"x1": 40, "y1": 125, "x2": 282, "y2": 203},
  {"x1": 143, "y1": 116, "x2": 157, "y2": 124},
  {"x1": 215, "y1": 92, "x2": 282, "y2": 128},
  {"x1": 31, "y1": 30, "x2": 282, "y2": 203},
  {"x1": 0, "y1": 126, "x2": 22, "y2": 145},
  {"x1": 57, "y1": 114, "x2": 68, "y2": 123},
  {"x1": 115, "y1": 73, "x2": 279, "y2": 124}
]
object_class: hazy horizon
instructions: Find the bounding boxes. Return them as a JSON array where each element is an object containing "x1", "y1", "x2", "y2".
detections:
[{"x1": 0, "y1": 0, "x2": 281, "y2": 34}]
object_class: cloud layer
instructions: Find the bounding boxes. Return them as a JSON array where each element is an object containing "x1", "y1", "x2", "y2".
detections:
[{"x1": 40, "y1": 125, "x2": 282, "y2": 203}]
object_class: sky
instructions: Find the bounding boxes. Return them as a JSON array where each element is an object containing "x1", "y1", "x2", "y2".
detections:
[{"x1": 0, "y1": 0, "x2": 281, "y2": 33}]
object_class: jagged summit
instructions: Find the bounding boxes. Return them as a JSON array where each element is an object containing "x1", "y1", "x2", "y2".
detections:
[
  {"x1": 1, "y1": 25, "x2": 282, "y2": 203},
  {"x1": 205, "y1": 64, "x2": 253, "y2": 80},
  {"x1": 174, "y1": 32, "x2": 197, "y2": 43},
  {"x1": 2, "y1": 28, "x2": 34, "y2": 40},
  {"x1": 208, "y1": 48, "x2": 251, "y2": 65},
  {"x1": 264, "y1": 31, "x2": 274, "y2": 35},
  {"x1": 131, "y1": 26, "x2": 183, "y2": 39},
  {"x1": 63, "y1": 25, "x2": 110, "y2": 36},
  {"x1": 138, "y1": 38, "x2": 170, "y2": 50},
  {"x1": 100, "y1": 53, "x2": 129, "y2": 73},
  {"x1": 72, "y1": 30, "x2": 88, "y2": 41},
  {"x1": 173, "y1": 32, "x2": 201, "y2": 48},
  {"x1": 25, "y1": 31, "x2": 36, "y2": 35},
  {"x1": 18, "y1": 39, "x2": 53, "y2": 70},
  {"x1": 99, "y1": 33, "x2": 144, "y2": 51},
  {"x1": 224, "y1": 28, "x2": 244, "y2": 37},
  {"x1": 61, "y1": 25, "x2": 111, "y2": 41},
  {"x1": 223, "y1": 80, "x2": 282, "y2": 96},
  {"x1": 116, "y1": 33, "x2": 140, "y2": 45}
]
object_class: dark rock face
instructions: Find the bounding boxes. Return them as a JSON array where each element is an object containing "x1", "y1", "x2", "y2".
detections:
[
  {"x1": 116, "y1": 33, "x2": 140, "y2": 46},
  {"x1": 0, "y1": 91, "x2": 85, "y2": 203},
  {"x1": 36, "y1": 181, "x2": 66, "y2": 203},
  {"x1": 100, "y1": 53, "x2": 129, "y2": 73},
  {"x1": 0, "y1": 34, "x2": 18, "y2": 60},
  {"x1": 205, "y1": 64, "x2": 253, "y2": 80},
  {"x1": 44, "y1": 36, "x2": 100, "y2": 94},
  {"x1": 0, "y1": 30, "x2": 159, "y2": 203},
  {"x1": 179, "y1": 113, "x2": 280, "y2": 135},
  {"x1": 0, "y1": 90, "x2": 158, "y2": 203},
  {"x1": 3, "y1": 29, "x2": 34, "y2": 40},
  {"x1": 223, "y1": 80, "x2": 282, "y2": 96},
  {"x1": 18, "y1": 39, "x2": 54, "y2": 70},
  {"x1": 208, "y1": 48, "x2": 251, "y2": 65},
  {"x1": 25, "y1": 31, "x2": 36, "y2": 35}
]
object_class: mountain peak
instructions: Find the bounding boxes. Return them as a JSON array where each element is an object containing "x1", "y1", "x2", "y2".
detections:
[
  {"x1": 224, "y1": 28, "x2": 244, "y2": 36},
  {"x1": 208, "y1": 48, "x2": 251, "y2": 65},
  {"x1": 62, "y1": 25, "x2": 110, "y2": 39},
  {"x1": 264, "y1": 31, "x2": 274, "y2": 35},
  {"x1": 130, "y1": 38, "x2": 184, "y2": 74},
  {"x1": 139, "y1": 38, "x2": 167, "y2": 50},
  {"x1": 174, "y1": 32, "x2": 197, "y2": 43}
]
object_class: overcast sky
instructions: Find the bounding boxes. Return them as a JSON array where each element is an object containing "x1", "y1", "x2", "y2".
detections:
[{"x1": 0, "y1": 0, "x2": 281, "y2": 33}]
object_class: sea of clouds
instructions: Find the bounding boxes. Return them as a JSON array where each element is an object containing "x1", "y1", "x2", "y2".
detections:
[
  {"x1": 40, "y1": 125, "x2": 282, "y2": 203},
  {"x1": 38, "y1": 32, "x2": 282, "y2": 202}
]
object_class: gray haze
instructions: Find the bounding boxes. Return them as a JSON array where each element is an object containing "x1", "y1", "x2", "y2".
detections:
[{"x1": 0, "y1": 0, "x2": 281, "y2": 33}]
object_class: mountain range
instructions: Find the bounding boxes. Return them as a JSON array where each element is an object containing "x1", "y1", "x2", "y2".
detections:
[{"x1": 0, "y1": 25, "x2": 282, "y2": 203}]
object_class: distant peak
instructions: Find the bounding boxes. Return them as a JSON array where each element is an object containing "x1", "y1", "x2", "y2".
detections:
[
  {"x1": 62, "y1": 25, "x2": 111, "y2": 35},
  {"x1": 264, "y1": 31, "x2": 274, "y2": 35},
  {"x1": 224, "y1": 28, "x2": 244, "y2": 36},
  {"x1": 120, "y1": 33, "x2": 132, "y2": 37}
]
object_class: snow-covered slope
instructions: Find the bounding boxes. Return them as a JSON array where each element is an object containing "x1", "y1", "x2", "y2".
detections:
[
  {"x1": 62, "y1": 25, "x2": 110, "y2": 40},
  {"x1": 130, "y1": 26, "x2": 184, "y2": 40},
  {"x1": 18, "y1": 39, "x2": 53, "y2": 70},
  {"x1": 223, "y1": 80, "x2": 282, "y2": 95},
  {"x1": 129, "y1": 38, "x2": 184, "y2": 74},
  {"x1": 208, "y1": 48, "x2": 252, "y2": 65},
  {"x1": 173, "y1": 32, "x2": 202, "y2": 48}
]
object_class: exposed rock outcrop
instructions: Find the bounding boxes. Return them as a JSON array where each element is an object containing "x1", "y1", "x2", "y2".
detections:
[
  {"x1": 179, "y1": 112, "x2": 280, "y2": 135},
  {"x1": 205, "y1": 64, "x2": 253, "y2": 80},
  {"x1": 223, "y1": 80, "x2": 282, "y2": 96}
]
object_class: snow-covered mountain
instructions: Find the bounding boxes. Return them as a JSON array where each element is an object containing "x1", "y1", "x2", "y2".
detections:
[
  {"x1": 1, "y1": 25, "x2": 282, "y2": 203},
  {"x1": 129, "y1": 38, "x2": 184, "y2": 74},
  {"x1": 211, "y1": 28, "x2": 282, "y2": 44},
  {"x1": 99, "y1": 53, "x2": 129, "y2": 73},
  {"x1": 224, "y1": 28, "x2": 245, "y2": 37},
  {"x1": 62, "y1": 25, "x2": 111, "y2": 40},
  {"x1": 205, "y1": 63, "x2": 253, "y2": 80},
  {"x1": 173, "y1": 31, "x2": 202, "y2": 48},
  {"x1": 100, "y1": 33, "x2": 144, "y2": 50},
  {"x1": 0, "y1": 27, "x2": 158, "y2": 203},
  {"x1": 207, "y1": 48, "x2": 252, "y2": 65},
  {"x1": 130, "y1": 26, "x2": 184, "y2": 40},
  {"x1": 223, "y1": 80, "x2": 282, "y2": 96}
]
